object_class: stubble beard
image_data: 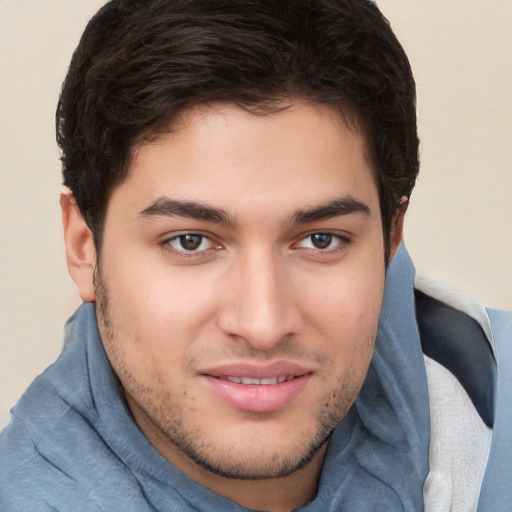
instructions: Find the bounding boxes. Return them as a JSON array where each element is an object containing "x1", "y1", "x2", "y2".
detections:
[
  {"x1": 165, "y1": 380, "x2": 359, "y2": 481},
  {"x1": 94, "y1": 269, "x2": 374, "y2": 481}
]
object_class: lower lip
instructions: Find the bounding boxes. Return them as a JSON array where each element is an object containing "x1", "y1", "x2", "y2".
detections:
[{"x1": 200, "y1": 374, "x2": 311, "y2": 413}]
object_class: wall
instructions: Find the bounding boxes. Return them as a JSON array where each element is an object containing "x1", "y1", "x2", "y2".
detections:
[{"x1": 1, "y1": 0, "x2": 511, "y2": 426}]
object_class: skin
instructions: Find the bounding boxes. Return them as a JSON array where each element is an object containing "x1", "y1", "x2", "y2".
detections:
[{"x1": 62, "y1": 101, "x2": 403, "y2": 512}]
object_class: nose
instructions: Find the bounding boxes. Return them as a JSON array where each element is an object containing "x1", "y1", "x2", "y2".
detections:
[{"x1": 217, "y1": 249, "x2": 303, "y2": 351}]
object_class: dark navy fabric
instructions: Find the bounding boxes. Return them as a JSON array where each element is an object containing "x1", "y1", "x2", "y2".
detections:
[{"x1": 415, "y1": 289, "x2": 497, "y2": 427}]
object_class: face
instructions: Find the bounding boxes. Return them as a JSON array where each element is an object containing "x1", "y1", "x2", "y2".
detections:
[{"x1": 94, "y1": 102, "x2": 389, "y2": 483}]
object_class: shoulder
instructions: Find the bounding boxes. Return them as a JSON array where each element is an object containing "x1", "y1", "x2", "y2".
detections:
[
  {"x1": 0, "y1": 412, "x2": 103, "y2": 512},
  {"x1": 415, "y1": 277, "x2": 512, "y2": 511},
  {"x1": 0, "y1": 308, "x2": 122, "y2": 511},
  {"x1": 477, "y1": 307, "x2": 512, "y2": 510},
  {"x1": 0, "y1": 365, "x2": 107, "y2": 512}
]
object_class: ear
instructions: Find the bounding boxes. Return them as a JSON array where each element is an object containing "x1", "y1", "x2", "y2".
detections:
[
  {"x1": 388, "y1": 196, "x2": 408, "y2": 262},
  {"x1": 60, "y1": 192, "x2": 97, "y2": 303}
]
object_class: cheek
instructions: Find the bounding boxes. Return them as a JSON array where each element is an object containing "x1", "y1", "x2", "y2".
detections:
[
  {"x1": 106, "y1": 249, "x2": 214, "y2": 321},
  {"x1": 301, "y1": 264, "x2": 385, "y2": 331},
  {"x1": 297, "y1": 262, "x2": 384, "y2": 375},
  {"x1": 99, "y1": 254, "x2": 224, "y2": 378}
]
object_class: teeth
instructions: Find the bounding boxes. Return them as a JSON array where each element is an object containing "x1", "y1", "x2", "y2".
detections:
[
  {"x1": 242, "y1": 377, "x2": 262, "y2": 385},
  {"x1": 223, "y1": 375, "x2": 292, "y2": 385}
]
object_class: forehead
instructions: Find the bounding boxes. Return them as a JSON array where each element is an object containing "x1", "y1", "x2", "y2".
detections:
[{"x1": 115, "y1": 101, "x2": 378, "y2": 219}]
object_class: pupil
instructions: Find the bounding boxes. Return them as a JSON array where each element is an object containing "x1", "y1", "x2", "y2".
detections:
[
  {"x1": 311, "y1": 233, "x2": 332, "y2": 249},
  {"x1": 180, "y1": 234, "x2": 202, "y2": 251}
]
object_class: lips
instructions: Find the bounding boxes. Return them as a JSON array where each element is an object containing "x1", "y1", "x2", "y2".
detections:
[{"x1": 199, "y1": 362, "x2": 313, "y2": 413}]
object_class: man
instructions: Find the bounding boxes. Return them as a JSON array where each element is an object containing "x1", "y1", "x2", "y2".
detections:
[{"x1": 1, "y1": 0, "x2": 510, "y2": 510}]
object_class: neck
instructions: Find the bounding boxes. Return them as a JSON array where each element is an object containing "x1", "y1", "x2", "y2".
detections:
[
  {"x1": 169, "y1": 441, "x2": 327, "y2": 511},
  {"x1": 186, "y1": 445, "x2": 327, "y2": 512}
]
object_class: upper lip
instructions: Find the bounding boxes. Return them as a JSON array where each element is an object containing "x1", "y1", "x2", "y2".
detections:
[{"x1": 199, "y1": 361, "x2": 314, "y2": 379}]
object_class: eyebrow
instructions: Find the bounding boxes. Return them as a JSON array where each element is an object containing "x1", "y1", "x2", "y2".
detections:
[
  {"x1": 139, "y1": 197, "x2": 235, "y2": 226},
  {"x1": 138, "y1": 194, "x2": 370, "y2": 226},
  {"x1": 291, "y1": 196, "x2": 371, "y2": 224}
]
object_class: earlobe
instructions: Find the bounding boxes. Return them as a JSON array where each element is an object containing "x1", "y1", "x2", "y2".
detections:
[
  {"x1": 388, "y1": 197, "x2": 408, "y2": 262},
  {"x1": 60, "y1": 192, "x2": 97, "y2": 303}
]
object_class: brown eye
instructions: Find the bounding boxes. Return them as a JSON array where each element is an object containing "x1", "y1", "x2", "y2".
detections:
[
  {"x1": 295, "y1": 232, "x2": 349, "y2": 252},
  {"x1": 179, "y1": 234, "x2": 203, "y2": 251},
  {"x1": 166, "y1": 233, "x2": 212, "y2": 253},
  {"x1": 310, "y1": 233, "x2": 332, "y2": 249}
]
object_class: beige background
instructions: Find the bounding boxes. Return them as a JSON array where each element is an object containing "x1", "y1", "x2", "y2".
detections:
[{"x1": 1, "y1": 0, "x2": 511, "y2": 427}]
